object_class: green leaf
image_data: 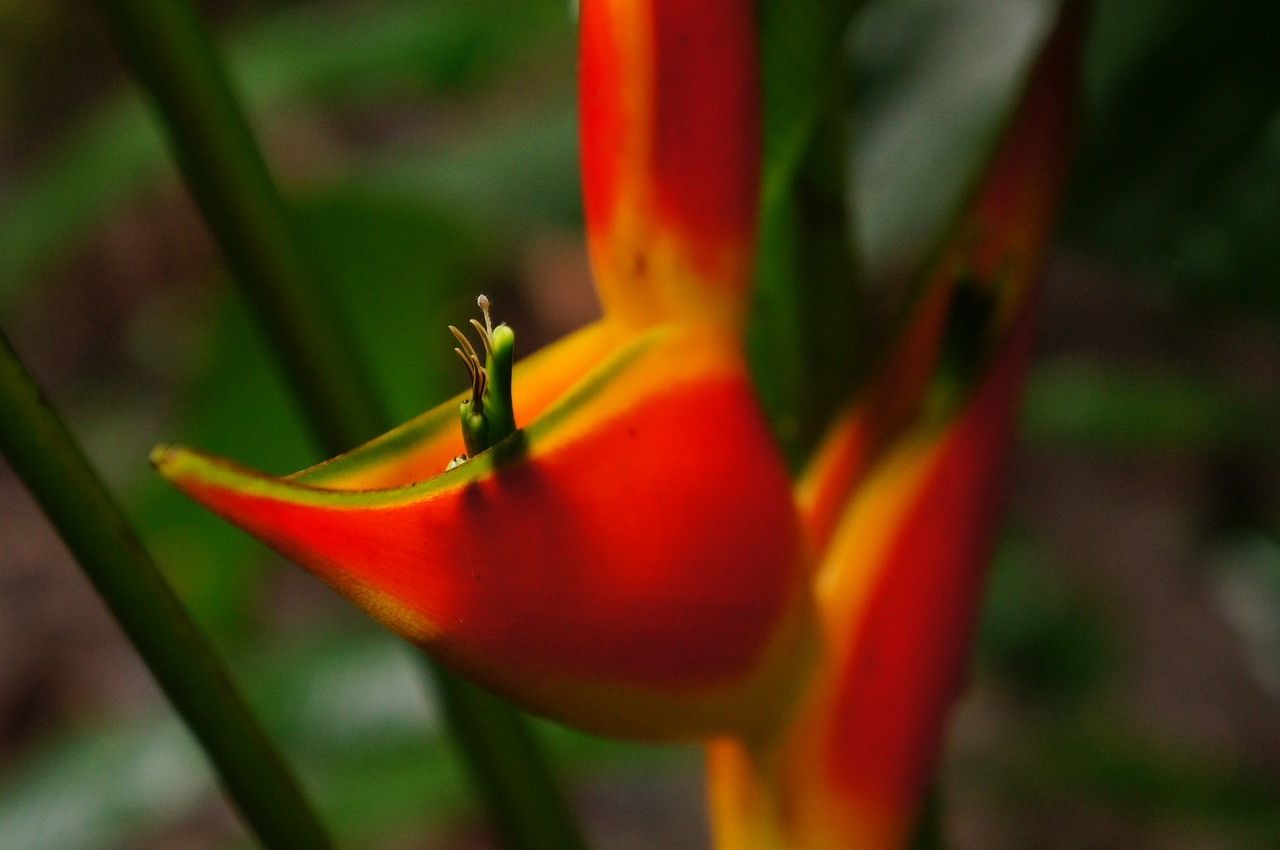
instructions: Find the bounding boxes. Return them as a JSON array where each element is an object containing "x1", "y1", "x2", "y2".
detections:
[
  {"x1": 0, "y1": 0, "x2": 567, "y2": 308},
  {"x1": 748, "y1": 0, "x2": 867, "y2": 464},
  {"x1": 1020, "y1": 359, "x2": 1280, "y2": 455},
  {"x1": 1066, "y1": 0, "x2": 1280, "y2": 318},
  {"x1": 851, "y1": 0, "x2": 1054, "y2": 276}
]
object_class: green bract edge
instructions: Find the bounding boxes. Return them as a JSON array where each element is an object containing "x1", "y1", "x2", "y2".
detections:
[{"x1": 154, "y1": 325, "x2": 663, "y2": 510}]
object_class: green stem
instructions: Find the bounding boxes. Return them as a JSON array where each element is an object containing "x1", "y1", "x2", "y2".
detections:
[
  {"x1": 91, "y1": 2, "x2": 585, "y2": 848},
  {"x1": 789, "y1": 86, "x2": 866, "y2": 453},
  {"x1": 0, "y1": 329, "x2": 333, "y2": 850},
  {"x1": 748, "y1": 0, "x2": 869, "y2": 468},
  {"x1": 94, "y1": 0, "x2": 385, "y2": 452},
  {"x1": 434, "y1": 671, "x2": 585, "y2": 850}
]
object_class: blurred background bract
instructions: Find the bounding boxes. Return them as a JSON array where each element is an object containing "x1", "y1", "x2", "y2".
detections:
[{"x1": 1, "y1": 0, "x2": 1278, "y2": 847}]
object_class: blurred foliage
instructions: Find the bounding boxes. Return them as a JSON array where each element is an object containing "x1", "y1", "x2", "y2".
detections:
[
  {"x1": 2, "y1": 0, "x2": 1280, "y2": 847},
  {"x1": 978, "y1": 533, "x2": 1114, "y2": 706},
  {"x1": 1069, "y1": 0, "x2": 1280, "y2": 319},
  {"x1": 0, "y1": 623, "x2": 693, "y2": 850},
  {"x1": 0, "y1": 0, "x2": 570, "y2": 306},
  {"x1": 747, "y1": 0, "x2": 868, "y2": 460},
  {"x1": 1022, "y1": 359, "x2": 1280, "y2": 456}
]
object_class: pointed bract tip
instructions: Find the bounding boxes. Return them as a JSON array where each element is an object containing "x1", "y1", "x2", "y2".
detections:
[{"x1": 149, "y1": 444, "x2": 177, "y2": 470}]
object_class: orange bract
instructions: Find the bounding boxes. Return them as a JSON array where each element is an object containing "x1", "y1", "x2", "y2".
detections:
[{"x1": 158, "y1": 326, "x2": 815, "y2": 740}]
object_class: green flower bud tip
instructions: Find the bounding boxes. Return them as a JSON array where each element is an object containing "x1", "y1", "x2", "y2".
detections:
[{"x1": 447, "y1": 295, "x2": 517, "y2": 467}]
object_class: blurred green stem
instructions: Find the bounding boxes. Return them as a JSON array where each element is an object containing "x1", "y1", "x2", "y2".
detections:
[
  {"x1": 0, "y1": 329, "x2": 333, "y2": 850},
  {"x1": 749, "y1": 0, "x2": 867, "y2": 466},
  {"x1": 94, "y1": 0, "x2": 385, "y2": 451},
  {"x1": 91, "y1": 1, "x2": 585, "y2": 848}
]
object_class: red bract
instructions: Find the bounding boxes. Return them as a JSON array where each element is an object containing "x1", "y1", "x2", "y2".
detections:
[{"x1": 154, "y1": 1, "x2": 1086, "y2": 846}]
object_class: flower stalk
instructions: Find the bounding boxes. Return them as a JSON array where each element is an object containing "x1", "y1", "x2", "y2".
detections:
[{"x1": 0, "y1": 328, "x2": 333, "y2": 850}]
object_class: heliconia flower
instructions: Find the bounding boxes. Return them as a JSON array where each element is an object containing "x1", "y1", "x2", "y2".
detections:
[
  {"x1": 708, "y1": 5, "x2": 1086, "y2": 847},
  {"x1": 155, "y1": 0, "x2": 813, "y2": 742},
  {"x1": 153, "y1": 0, "x2": 1086, "y2": 846}
]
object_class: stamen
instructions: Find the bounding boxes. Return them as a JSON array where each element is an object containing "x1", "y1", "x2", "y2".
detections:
[
  {"x1": 449, "y1": 324, "x2": 479, "y2": 364},
  {"x1": 452, "y1": 350, "x2": 476, "y2": 401},
  {"x1": 447, "y1": 294, "x2": 515, "y2": 459},
  {"x1": 469, "y1": 318, "x2": 494, "y2": 356},
  {"x1": 477, "y1": 294, "x2": 494, "y2": 338},
  {"x1": 450, "y1": 329, "x2": 486, "y2": 408},
  {"x1": 452, "y1": 346, "x2": 473, "y2": 378}
]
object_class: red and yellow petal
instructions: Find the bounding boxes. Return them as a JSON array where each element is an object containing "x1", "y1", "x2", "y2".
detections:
[
  {"x1": 797, "y1": 0, "x2": 1084, "y2": 555},
  {"x1": 708, "y1": 4, "x2": 1087, "y2": 847},
  {"x1": 156, "y1": 325, "x2": 813, "y2": 741},
  {"x1": 708, "y1": 305, "x2": 1037, "y2": 850},
  {"x1": 580, "y1": 0, "x2": 760, "y2": 330}
]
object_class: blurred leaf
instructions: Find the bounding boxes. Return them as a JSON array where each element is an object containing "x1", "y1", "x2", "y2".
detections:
[
  {"x1": 358, "y1": 95, "x2": 580, "y2": 231},
  {"x1": 977, "y1": 533, "x2": 1113, "y2": 703},
  {"x1": 1034, "y1": 725, "x2": 1280, "y2": 841},
  {"x1": 0, "y1": 624, "x2": 460, "y2": 850},
  {"x1": 1020, "y1": 359, "x2": 1280, "y2": 455},
  {"x1": 0, "y1": 715, "x2": 216, "y2": 850},
  {"x1": 0, "y1": 624, "x2": 692, "y2": 850},
  {"x1": 747, "y1": 0, "x2": 866, "y2": 462},
  {"x1": 1067, "y1": 0, "x2": 1280, "y2": 317},
  {"x1": 851, "y1": 0, "x2": 1055, "y2": 278},
  {"x1": 975, "y1": 534, "x2": 1280, "y2": 841},
  {"x1": 0, "y1": 93, "x2": 164, "y2": 305},
  {"x1": 756, "y1": 0, "x2": 864, "y2": 203},
  {"x1": 293, "y1": 186, "x2": 498, "y2": 424},
  {"x1": 1210, "y1": 534, "x2": 1280, "y2": 694},
  {"x1": 0, "y1": 0, "x2": 568, "y2": 307},
  {"x1": 228, "y1": 0, "x2": 563, "y2": 103}
]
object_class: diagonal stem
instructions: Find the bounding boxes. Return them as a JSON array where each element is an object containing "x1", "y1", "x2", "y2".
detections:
[
  {"x1": 0, "y1": 328, "x2": 333, "y2": 850},
  {"x1": 94, "y1": 0, "x2": 386, "y2": 451},
  {"x1": 90, "y1": 1, "x2": 586, "y2": 848}
]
